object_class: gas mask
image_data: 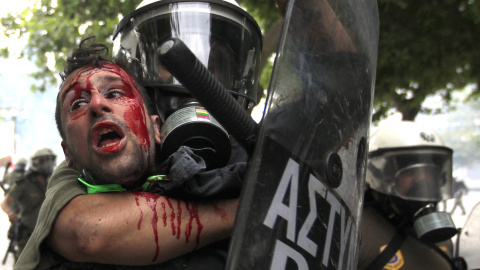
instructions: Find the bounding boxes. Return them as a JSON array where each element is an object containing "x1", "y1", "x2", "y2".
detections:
[
  {"x1": 367, "y1": 120, "x2": 458, "y2": 243},
  {"x1": 390, "y1": 197, "x2": 457, "y2": 243},
  {"x1": 112, "y1": 0, "x2": 262, "y2": 169},
  {"x1": 391, "y1": 162, "x2": 457, "y2": 243},
  {"x1": 412, "y1": 203, "x2": 457, "y2": 243}
]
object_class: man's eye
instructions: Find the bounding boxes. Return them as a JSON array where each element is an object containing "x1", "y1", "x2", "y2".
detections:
[
  {"x1": 71, "y1": 100, "x2": 87, "y2": 111},
  {"x1": 106, "y1": 89, "x2": 124, "y2": 99}
]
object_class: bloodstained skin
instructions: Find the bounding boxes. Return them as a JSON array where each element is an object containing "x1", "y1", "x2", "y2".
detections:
[
  {"x1": 134, "y1": 192, "x2": 160, "y2": 262},
  {"x1": 134, "y1": 192, "x2": 203, "y2": 262},
  {"x1": 185, "y1": 202, "x2": 203, "y2": 248},
  {"x1": 65, "y1": 63, "x2": 153, "y2": 169},
  {"x1": 176, "y1": 200, "x2": 182, "y2": 239},
  {"x1": 134, "y1": 197, "x2": 143, "y2": 230},
  {"x1": 165, "y1": 198, "x2": 177, "y2": 237},
  {"x1": 107, "y1": 63, "x2": 153, "y2": 168}
]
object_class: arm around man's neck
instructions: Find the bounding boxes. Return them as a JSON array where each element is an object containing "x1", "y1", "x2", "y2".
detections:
[{"x1": 48, "y1": 191, "x2": 238, "y2": 265}]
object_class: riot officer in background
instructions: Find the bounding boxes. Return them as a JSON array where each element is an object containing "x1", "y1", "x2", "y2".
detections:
[
  {"x1": 358, "y1": 121, "x2": 466, "y2": 270},
  {"x1": 1, "y1": 158, "x2": 27, "y2": 193},
  {"x1": 1, "y1": 157, "x2": 27, "y2": 263},
  {"x1": 1, "y1": 148, "x2": 56, "y2": 261}
]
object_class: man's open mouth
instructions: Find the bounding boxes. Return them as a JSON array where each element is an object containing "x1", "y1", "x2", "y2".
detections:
[
  {"x1": 91, "y1": 121, "x2": 126, "y2": 152},
  {"x1": 98, "y1": 129, "x2": 123, "y2": 147}
]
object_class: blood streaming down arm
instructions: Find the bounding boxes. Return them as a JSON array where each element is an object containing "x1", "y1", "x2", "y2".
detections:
[{"x1": 48, "y1": 192, "x2": 238, "y2": 265}]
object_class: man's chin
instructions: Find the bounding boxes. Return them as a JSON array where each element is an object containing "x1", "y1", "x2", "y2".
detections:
[
  {"x1": 92, "y1": 174, "x2": 146, "y2": 190},
  {"x1": 90, "y1": 163, "x2": 147, "y2": 188},
  {"x1": 76, "y1": 142, "x2": 151, "y2": 188}
]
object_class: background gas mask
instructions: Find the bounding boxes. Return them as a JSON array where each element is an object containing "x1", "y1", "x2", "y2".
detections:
[
  {"x1": 367, "y1": 121, "x2": 457, "y2": 243},
  {"x1": 112, "y1": 0, "x2": 262, "y2": 169}
]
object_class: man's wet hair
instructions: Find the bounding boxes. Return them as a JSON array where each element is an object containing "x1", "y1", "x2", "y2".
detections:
[
  {"x1": 55, "y1": 36, "x2": 155, "y2": 141},
  {"x1": 59, "y1": 36, "x2": 109, "y2": 81}
]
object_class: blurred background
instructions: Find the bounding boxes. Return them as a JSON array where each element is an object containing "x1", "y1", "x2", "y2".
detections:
[{"x1": 1, "y1": 0, "x2": 480, "y2": 268}]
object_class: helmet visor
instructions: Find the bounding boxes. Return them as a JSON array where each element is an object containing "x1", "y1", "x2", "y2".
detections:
[
  {"x1": 367, "y1": 146, "x2": 453, "y2": 201},
  {"x1": 394, "y1": 164, "x2": 442, "y2": 200},
  {"x1": 113, "y1": 1, "x2": 262, "y2": 107}
]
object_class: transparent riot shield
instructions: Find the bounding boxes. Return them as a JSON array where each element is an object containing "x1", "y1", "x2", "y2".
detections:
[
  {"x1": 226, "y1": 0, "x2": 379, "y2": 269},
  {"x1": 458, "y1": 201, "x2": 480, "y2": 269}
]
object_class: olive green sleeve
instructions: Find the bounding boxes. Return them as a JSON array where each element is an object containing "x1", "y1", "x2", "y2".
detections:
[{"x1": 14, "y1": 161, "x2": 87, "y2": 270}]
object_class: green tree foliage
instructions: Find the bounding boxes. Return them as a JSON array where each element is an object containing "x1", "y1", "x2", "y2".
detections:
[
  {"x1": 238, "y1": 0, "x2": 282, "y2": 100},
  {"x1": 237, "y1": 0, "x2": 281, "y2": 31},
  {"x1": 374, "y1": 0, "x2": 480, "y2": 121}
]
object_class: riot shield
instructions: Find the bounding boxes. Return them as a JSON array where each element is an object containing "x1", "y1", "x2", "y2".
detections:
[
  {"x1": 458, "y1": 201, "x2": 480, "y2": 269},
  {"x1": 226, "y1": 0, "x2": 379, "y2": 269}
]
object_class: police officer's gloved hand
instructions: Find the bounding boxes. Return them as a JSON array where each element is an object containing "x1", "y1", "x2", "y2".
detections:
[{"x1": 147, "y1": 140, "x2": 248, "y2": 200}]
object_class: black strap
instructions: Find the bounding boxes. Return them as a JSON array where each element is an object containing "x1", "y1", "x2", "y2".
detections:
[{"x1": 366, "y1": 231, "x2": 407, "y2": 270}]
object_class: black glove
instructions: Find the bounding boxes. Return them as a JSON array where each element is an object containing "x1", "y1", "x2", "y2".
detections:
[{"x1": 147, "y1": 140, "x2": 248, "y2": 200}]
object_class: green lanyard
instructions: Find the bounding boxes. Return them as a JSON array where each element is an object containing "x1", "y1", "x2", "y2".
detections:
[{"x1": 77, "y1": 175, "x2": 170, "y2": 194}]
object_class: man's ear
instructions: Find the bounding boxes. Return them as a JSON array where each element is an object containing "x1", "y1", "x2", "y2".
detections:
[
  {"x1": 151, "y1": 115, "x2": 162, "y2": 145},
  {"x1": 61, "y1": 141, "x2": 74, "y2": 167}
]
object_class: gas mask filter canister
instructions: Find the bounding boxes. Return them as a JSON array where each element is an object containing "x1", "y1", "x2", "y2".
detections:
[
  {"x1": 160, "y1": 104, "x2": 231, "y2": 170},
  {"x1": 413, "y1": 203, "x2": 457, "y2": 243}
]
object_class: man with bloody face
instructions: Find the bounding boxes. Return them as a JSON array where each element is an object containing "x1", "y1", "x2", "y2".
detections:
[
  {"x1": 14, "y1": 38, "x2": 242, "y2": 270},
  {"x1": 59, "y1": 60, "x2": 161, "y2": 189}
]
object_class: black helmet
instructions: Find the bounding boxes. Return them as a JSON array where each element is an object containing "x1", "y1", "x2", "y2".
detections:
[
  {"x1": 112, "y1": 0, "x2": 262, "y2": 169},
  {"x1": 112, "y1": 0, "x2": 263, "y2": 121}
]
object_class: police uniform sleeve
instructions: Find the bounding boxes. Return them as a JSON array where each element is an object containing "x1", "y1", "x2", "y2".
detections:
[
  {"x1": 14, "y1": 160, "x2": 86, "y2": 270},
  {"x1": 357, "y1": 207, "x2": 398, "y2": 270},
  {"x1": 7, "y1": 182, "x2": 23, "y2": 201}
]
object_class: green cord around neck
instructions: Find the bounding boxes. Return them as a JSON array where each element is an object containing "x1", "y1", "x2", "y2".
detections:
[{"x1": 77, "y1": 174, "x2": 169, "y2": 194}]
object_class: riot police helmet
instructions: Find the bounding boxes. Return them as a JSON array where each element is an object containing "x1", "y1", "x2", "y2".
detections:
[
  {"x1": 14, "y1": 157, "x2": 27, "y2": 171},
  {"x1": 30, "y1": 148, "x2": 57, "y2": 176},
  {"x1": 112, "y1": 0, "x2": 263, "y2": 122},
  {"x1": 366, "y1": 121, "x2": 453, "y2": 202}
]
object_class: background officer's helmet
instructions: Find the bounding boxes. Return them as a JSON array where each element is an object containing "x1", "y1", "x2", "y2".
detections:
[
  {"x1": 366, "y1": 121, "x2": 453, "y2": 202},
  {"x1": 30, "y1": 148, "x2": 57, "y2": 177},
  {"x1": 14, "y1": 157, "x2": 27, "y2": 171}
]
